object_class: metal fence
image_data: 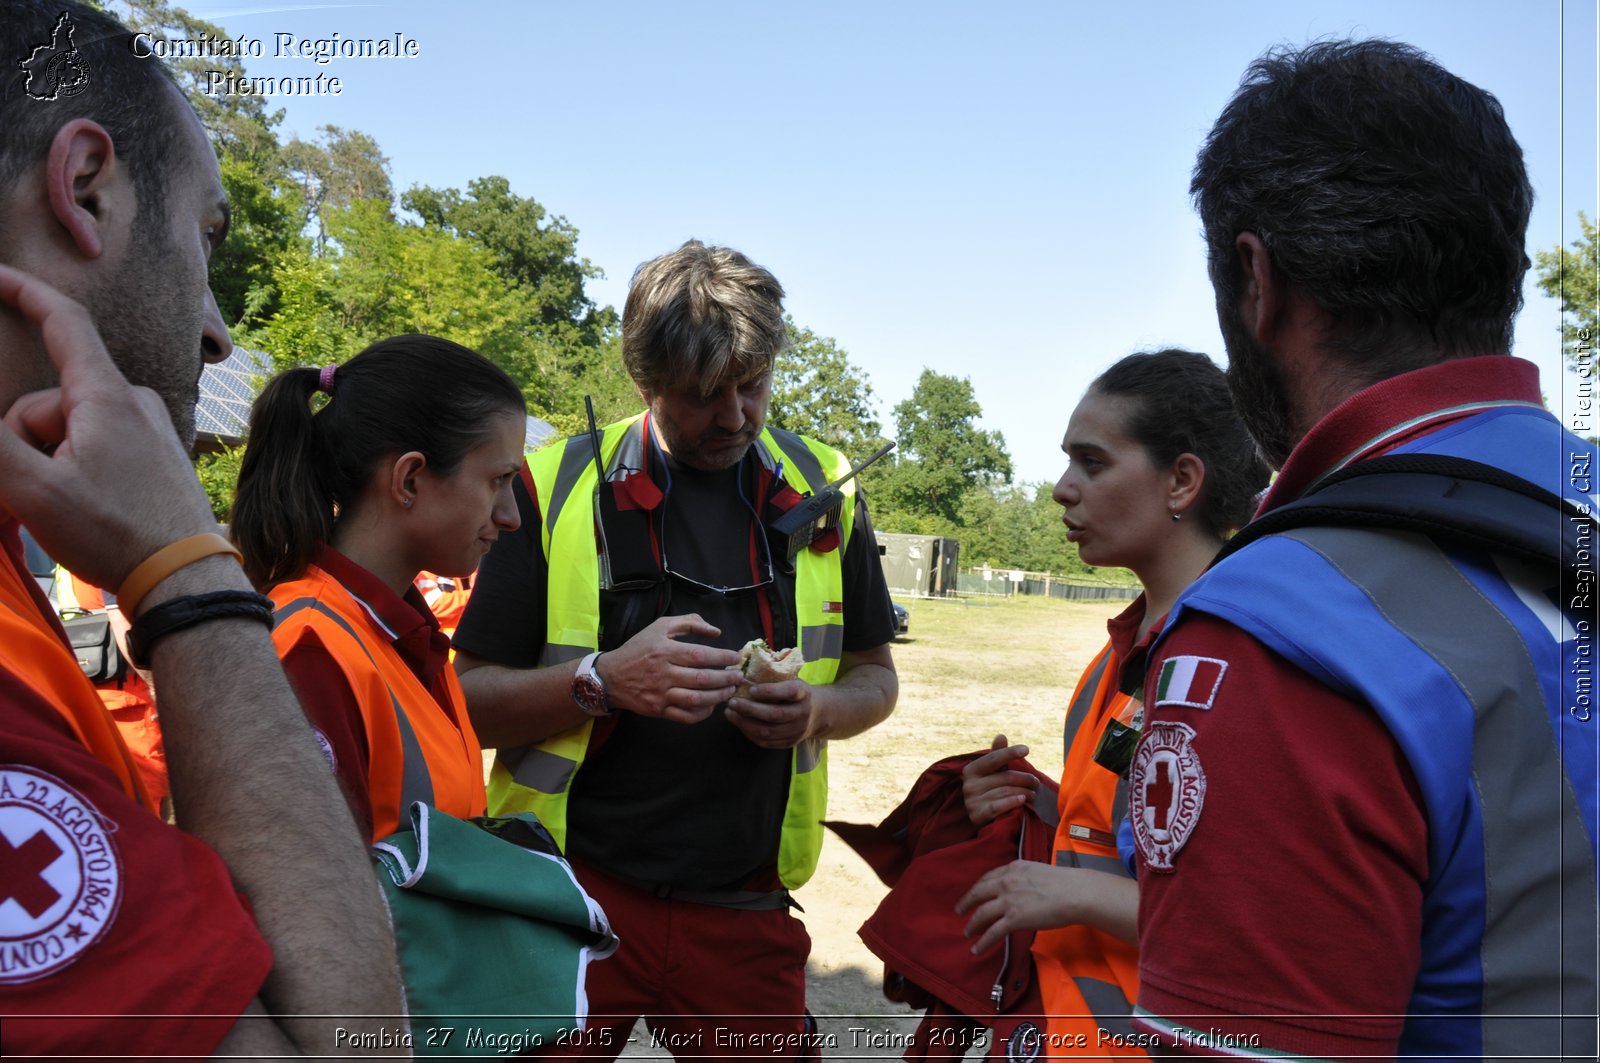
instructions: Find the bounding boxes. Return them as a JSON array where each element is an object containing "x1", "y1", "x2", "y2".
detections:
[{"x1": 953, "y1": 567, "x2": 1139, "y2": 601}]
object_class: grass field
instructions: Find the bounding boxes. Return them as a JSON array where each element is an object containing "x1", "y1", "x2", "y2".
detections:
[{"x1": 824, "y1": 593, "x2": 1126, "y2": 817}]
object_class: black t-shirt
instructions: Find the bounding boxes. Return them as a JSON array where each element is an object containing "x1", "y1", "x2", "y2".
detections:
[{"x1": 455, "y1": 438, "x2": 894, "y2": 889}]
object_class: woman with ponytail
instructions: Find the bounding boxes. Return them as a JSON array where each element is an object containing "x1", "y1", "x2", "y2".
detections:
[
  {"x1": 954, "y1": 349, "x2": 1269, "y2": 1054},
  {"x1": 231, "y1": 334, "x2": 526, "y2": 840}
]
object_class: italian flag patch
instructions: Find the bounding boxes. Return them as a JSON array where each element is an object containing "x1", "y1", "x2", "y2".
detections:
[{"x1": 1154, "y1": 656, "x2": 1228, "y2": 710}]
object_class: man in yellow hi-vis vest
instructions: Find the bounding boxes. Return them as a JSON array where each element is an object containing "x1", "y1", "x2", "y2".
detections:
[{"x1": 456, "y1": 240, "x2": 898, "y2": 1057}]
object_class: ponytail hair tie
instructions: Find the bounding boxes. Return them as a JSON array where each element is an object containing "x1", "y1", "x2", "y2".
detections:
[{"x1": 318, "y1": 364, "x2": 338, "y2": 395}]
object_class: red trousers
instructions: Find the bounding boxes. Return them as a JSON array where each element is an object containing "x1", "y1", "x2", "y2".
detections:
[{"x1": 553, "y1": 860, "x2": 813, "y2": 1060}]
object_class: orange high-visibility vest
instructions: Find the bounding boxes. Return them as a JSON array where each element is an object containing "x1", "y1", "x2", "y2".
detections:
[
  {"x1": 270, "y1": 564, "x2": 486, "y2": 840},
  {"x1": 415, "y1": 570, "x2": 473, "y2": 639},
  {"x1": 60, "y1": 572, "x2": 169, "y2": 804},
  {"x1": 1031, "y1": 640, "x2": 1144, "y2": 1057},
  {"x1": 0, "y1": 543, "x2": 152, "y2": 813},
  {"x1": 98, "y1": 673, "x2": 166, "y2": 807}
]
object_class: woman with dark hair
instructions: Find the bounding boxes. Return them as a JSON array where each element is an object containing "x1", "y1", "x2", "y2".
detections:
[
  {"x1": 956, "y1": 349, "x2": 1268, "y2": 1054},
  {"x1": 231, "y1": 334, "x2": 526, "y2": 841}
]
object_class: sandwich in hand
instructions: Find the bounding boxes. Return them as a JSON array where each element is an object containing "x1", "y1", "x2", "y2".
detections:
[
  {"x1": 738, "y1": 639, "x2": 804, "y2": 685},
  {"x1": 729, "y1": 640, "x2": 817, "y2": 744}
]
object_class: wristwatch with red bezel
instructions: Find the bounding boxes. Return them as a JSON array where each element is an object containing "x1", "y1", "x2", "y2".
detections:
[{"x1": 571, "y1": 651, "x2": 613, "y2": 717}]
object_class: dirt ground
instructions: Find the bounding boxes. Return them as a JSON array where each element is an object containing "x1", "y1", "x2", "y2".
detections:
[{"x1": 617, "y1": 594, "x2": 1124, "y2": 1059}]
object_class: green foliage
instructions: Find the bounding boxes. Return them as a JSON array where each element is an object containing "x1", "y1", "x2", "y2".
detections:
[
  {"x1": 871, "y1": 507, "x2": 960, "y2": 537},
  {"x1": 211, "y1": 155, "x2": 304, "y2": 326},
  {"x1": 195, "y1": 446, "x2": 244, "y2": 521},
  {"x1": 1535, "y1": 211, "x2": 1599, "y2": 371},
  {"x1": 113, "y1": 1, "x2": 305, "y2": 329},
  {"x1": 769, "y1": 319, "x2": 887, "y2": 461},
  {"x1": 227, "y1": 168, "x2": 620, "y2": 442},
  {"x1": 403, "y1": 177, "x2": 609, "y2": 332},
  {"x1": 284, "y1": 126, "x2": 395, "y2": 250},
  {"x1": 863, "y1": 372, "x2": 1115, "y2": 582},
  {"x1": 400, "y1": 177, "x2": 620, "y2": 430},
  {"x1": 547, "y1": 332, "x2": 638, "y2": 437},
  {"x1": 956, "y1": 481, "x2": 1128, "y2": 581},
  {"x1": 868, "y1": 369, "x2": 1011, "y2": 528},
  {"x1": 243, "y1": 252, "x2": 342, "y2": 369},
  {"x1": 241, "y1": 200, "x2": 528, "y2": 374}
]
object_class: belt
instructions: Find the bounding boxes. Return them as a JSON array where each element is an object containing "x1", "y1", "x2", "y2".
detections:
[{"x1": 600, "y1": 866, "x2": 796, "y2": 911}]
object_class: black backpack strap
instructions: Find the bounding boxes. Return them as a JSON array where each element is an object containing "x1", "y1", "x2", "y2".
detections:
[{"x1": 1215, "y1": 454, "x2": 1595, "y2": 577}]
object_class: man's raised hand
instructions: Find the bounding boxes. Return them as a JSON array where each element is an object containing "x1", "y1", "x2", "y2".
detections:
[{"x1": 0, "y1": 266, "x2": 216, "y2": 593}]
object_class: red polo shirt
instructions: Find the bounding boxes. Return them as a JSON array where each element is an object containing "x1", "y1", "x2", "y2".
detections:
[
  {"x1": 0, "y1": 524, "x2": 271, "y2": 1059},
  {"x1": 1131, "y1": 357, "x2": 1542, "y2": 1060}
]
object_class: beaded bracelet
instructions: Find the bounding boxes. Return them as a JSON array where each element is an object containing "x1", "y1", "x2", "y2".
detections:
[{"x1": 126, "y1": 590, "x2": 275, "y2": 669}]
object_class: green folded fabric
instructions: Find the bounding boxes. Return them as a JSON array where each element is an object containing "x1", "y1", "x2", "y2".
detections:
[{"x1": 373, "y1": 804, "x2": 619, "y2": 1056}]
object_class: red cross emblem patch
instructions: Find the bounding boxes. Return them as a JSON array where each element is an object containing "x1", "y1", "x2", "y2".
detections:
[
  {"x1": 1130, "y1": 721, "x2": 1206, "y2": 873},
  {"x1": 0, "y1": 766, "x2": 122, "y2": 983}
]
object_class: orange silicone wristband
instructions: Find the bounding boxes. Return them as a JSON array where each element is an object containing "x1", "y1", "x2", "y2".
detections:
[{"x1": 117, "y1": 532, "x2": 243, "y2": 617}]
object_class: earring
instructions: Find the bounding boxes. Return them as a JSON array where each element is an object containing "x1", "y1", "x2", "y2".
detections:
[
  {"x1": 402, "y1": 497, "x2": 413, "y2": 508},
  {"x1": 1170, "y1": 508, "x2": 1182, "y2": 522}
]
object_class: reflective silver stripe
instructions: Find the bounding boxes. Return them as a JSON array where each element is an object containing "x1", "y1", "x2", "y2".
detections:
[
  {"x1": 498, "y1": 743, "x2": 579, "y2": 795},
  {"x1": 1290, "y1": 527, "x2": 1598, "y2": 1058},
  {"x1": 539, "y1": 642, "x2": 593, "y2": 667},
  {"x1": 1109, "y1": 775, "x2": 1129, "y2": 846},
  {"x1": 1072, "y1": 975, "x2": 1134, "y2": 1038},
  {"x1": 795, "y1": 737, "x2": 824, "y2": 774},
  {"x1": 610, "y1": 419, "x2": 648, "y2": 477},
  {"x1": 1031, "y1": 784, "x2": 1060, "y2": 829},
  {"x1": 800, "y1": 623, "x2": 843, "y2": 664},
  {"x1": 1060, "y1": 653, "x2": 1128, "y2": 850},
  {"x1": 1062, "y1": 653, "x2": 1113, "y2": 764},
  {"x1": 274, "y1": 598, "x2": 435, "y2": 813},
  {"x1": 544, "y1": 434, "x2": 597, "y2": 538},
  {"x1": 1054, "y1": 848, "x2": 1132, "y2": 879},
  {"x1": 765, "y1": 427, "x2": 829, "y2": 492}
]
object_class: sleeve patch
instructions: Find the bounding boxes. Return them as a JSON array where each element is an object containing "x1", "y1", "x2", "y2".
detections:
[
  {"x1": 1154, "y1": 655, "x2": 1228, "y2": 709},
  {"x1": 312, "y1": 729, "x2": 337, "y2": 771},
  {"x1": 1129, "y1": 722, "x2": 1206, "y2": 873},
  {"x1": 0, "y1": 766, "x2": 123, "y2": 983}
]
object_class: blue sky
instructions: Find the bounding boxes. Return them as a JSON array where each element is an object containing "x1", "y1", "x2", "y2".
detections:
[{"x1": 188, "y1": 0, "x2": 1597, "y2": 485}]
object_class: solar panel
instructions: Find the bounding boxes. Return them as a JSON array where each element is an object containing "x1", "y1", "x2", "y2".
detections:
[
  {"x1": 195, "y1": 346, "x2": 272, "y2": 444},
  {"x1": 196, "y1": 346, "x2": 557, "y2": 451}
]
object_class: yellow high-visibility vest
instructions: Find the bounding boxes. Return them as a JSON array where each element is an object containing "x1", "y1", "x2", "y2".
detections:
[{"x1": 487, "y1": 414, "x2": 854, "y2": 889}]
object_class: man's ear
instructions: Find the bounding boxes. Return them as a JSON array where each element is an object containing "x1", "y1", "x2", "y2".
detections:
[
  {"x1": 45, "y1": 119, "x2": 122, "y2": 260},
  {"x1": 1233, "y1": 232, "x2": 1281, "y2": 346}
]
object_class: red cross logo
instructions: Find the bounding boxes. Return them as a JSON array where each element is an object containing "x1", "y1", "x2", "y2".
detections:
[
  {"x1": 0, "y1": 829, "x2": 65, "y2": 917},
  {"x1": 1131, "y1": 722, "x2": 1206, "y2": 873},
  {"x1": 1143, "y1": 760, "x2": 1175, "y2": 830},
  {"x1": 0, "y1": 767, "x2": 124, "y2": 985}
]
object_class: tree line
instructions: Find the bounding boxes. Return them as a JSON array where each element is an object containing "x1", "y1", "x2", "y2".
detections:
[
  {"x1": 114, "y1": 0, "x2": 1118, "y2": 582},
  {"x1": 122, "y1": 1, "x2": 1593, "y2": 584}
]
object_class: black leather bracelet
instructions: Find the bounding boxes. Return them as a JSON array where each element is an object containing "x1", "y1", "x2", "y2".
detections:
[{"x1": 126, "y1": 590, "x2": 276, "y2": 668}]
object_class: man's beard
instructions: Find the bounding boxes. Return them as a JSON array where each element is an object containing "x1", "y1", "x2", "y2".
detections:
[
  {"x1": 650, "y1": 407, "x2": 758, "y2": 472},
  {"x1": 85, "y1": 241, "x2": 203, "y2": 449},
  {"x1": 1219, "y1": 309, "x2": 1297, "y2": 471}
]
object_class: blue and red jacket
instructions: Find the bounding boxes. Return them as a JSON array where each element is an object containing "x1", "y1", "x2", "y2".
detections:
[{"x1": 1153, "y1": 401, "x2": 1597, "y2": 1059}]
